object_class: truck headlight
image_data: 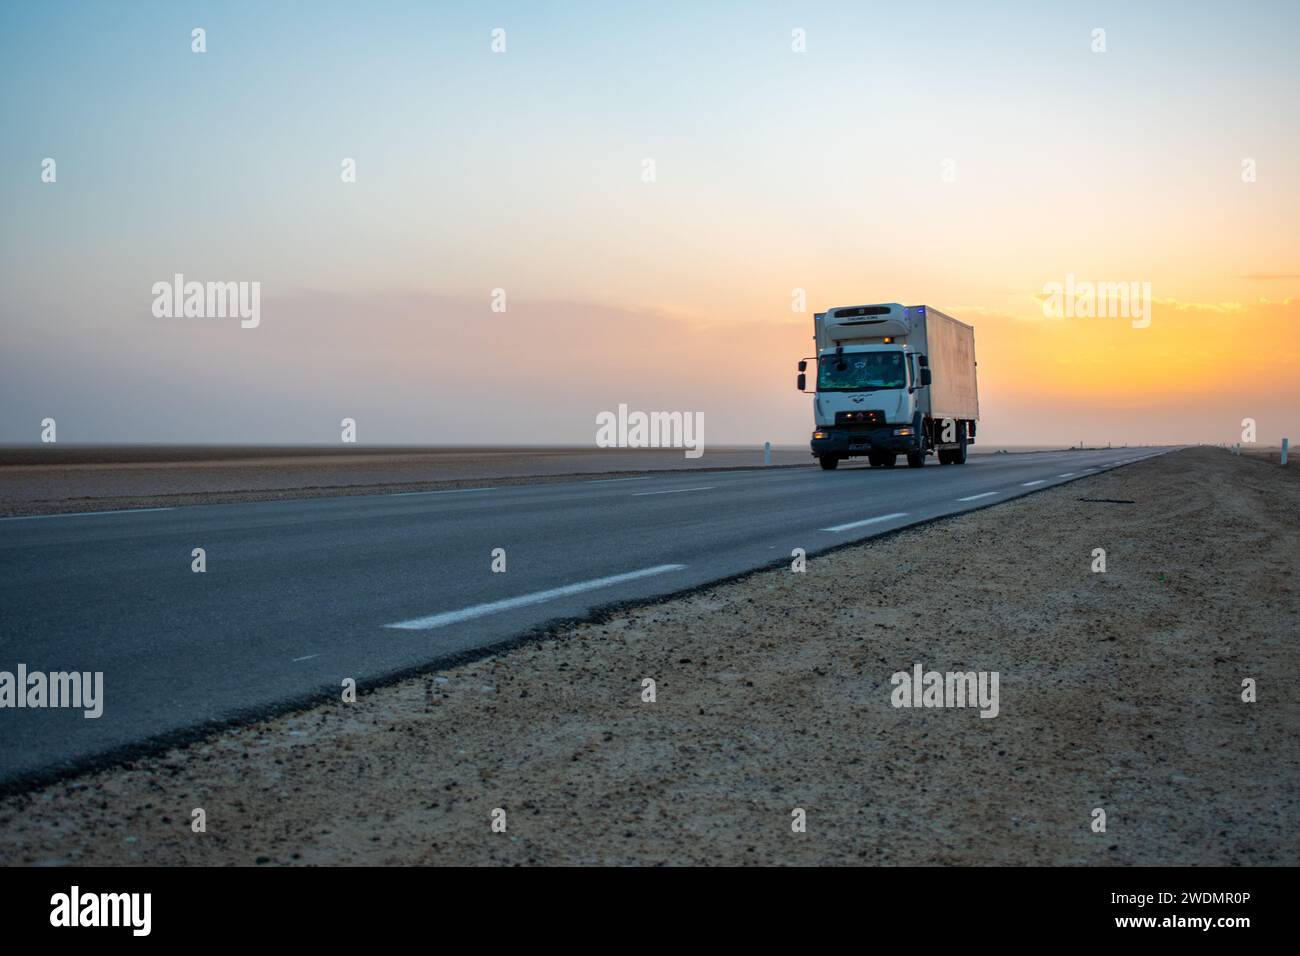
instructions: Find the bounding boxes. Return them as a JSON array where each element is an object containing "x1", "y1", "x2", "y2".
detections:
[
  {"x1": 894, "y1": 428, "x2": 912, "y2": 436},
  {"x1": 813, "y1": 431, "x2": 828, "y2": 440}
]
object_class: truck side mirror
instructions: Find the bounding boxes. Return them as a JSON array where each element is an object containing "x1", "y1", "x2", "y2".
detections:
[
  {"x1": 920, "y1": 368, "x2": 932, "y2": 386},
  {"x1": 796, "y1": 373, "x2": 806, "y2": 392},
  {"x1": 797, "y1": 360, "x2": 807, "y2": 372}
]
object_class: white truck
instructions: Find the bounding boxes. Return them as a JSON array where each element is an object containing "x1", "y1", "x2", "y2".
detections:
[{"x1": 796, "y1": 303, "x2": 979, "y2": 470}]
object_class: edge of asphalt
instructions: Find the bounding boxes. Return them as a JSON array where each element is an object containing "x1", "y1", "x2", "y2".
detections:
[
  {"x1": 0, "y1": 463, "x2": 808, "y2": 518},
  {"x1": 0, "y1": 446, "x2": 1131, "y2": 517},
  {"x1": 0, "y1": 450, "x2": 1173, "y2": 797}
]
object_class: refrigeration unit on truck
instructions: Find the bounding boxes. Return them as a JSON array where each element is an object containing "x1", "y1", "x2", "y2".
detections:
[{"x1": 795, "y1": 303, "x2": 979, "y2": 470}]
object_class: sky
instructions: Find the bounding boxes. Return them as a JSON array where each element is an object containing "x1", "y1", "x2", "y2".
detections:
[{"x1": 2, "y1": 0, "x2": 1298, "y2": 447}]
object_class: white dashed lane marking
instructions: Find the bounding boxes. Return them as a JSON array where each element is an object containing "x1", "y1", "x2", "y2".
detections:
[
  {"x1": 631, "y1": 486, "x2": 714, "y2": 496},
  {"x1": 385, "y1": 564, "x2": 688, "y2": 631},
  {"x1": 821, "y1": 512, "x2": 909, "y2": 532}
]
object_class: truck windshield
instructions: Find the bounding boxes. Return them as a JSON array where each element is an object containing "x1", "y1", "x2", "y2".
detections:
[{"x1": 817, "y1": 351, "x2": 907, "y2": 391}]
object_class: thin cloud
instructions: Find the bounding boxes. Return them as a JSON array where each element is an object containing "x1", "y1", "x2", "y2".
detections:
[
  {"x1": 950, "y1": 305, "x2": 1044, "y2": 324},
  {"x1": 1151, "y1": 298, "x2": 1245, "y2": 315}
]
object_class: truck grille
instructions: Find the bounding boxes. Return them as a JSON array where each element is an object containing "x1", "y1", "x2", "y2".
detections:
[{"x1": 835, "y1": 410, "x2": 886, "y2": 426}]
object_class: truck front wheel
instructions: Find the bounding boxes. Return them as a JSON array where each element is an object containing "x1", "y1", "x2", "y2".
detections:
[
  {"x1": 906, "y1": 450, "x2": 925, "y2": 468},
  {"x1": 818, "y1": 455, "x2": 839, "y2": 470}
]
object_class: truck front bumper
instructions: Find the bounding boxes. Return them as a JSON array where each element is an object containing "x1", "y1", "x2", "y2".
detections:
[{"x1": 810, "y1": 425, "x2": 916, "y2": 458}]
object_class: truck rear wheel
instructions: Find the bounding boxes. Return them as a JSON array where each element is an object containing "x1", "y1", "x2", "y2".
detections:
[
  {"x1": 952, "y1": 428, "x2": 968, "y2": 464},
  {"x1": 818, "y1": 455, "x2": 839, "y2": 470}
]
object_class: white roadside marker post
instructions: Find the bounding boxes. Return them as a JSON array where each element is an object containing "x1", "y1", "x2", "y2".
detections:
[{"x1": 764, "y1": 441, "x2": 771, "y2": 466}]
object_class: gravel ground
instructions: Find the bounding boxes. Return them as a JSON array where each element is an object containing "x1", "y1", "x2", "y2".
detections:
[
  {"x1": 0, "y1": 446, "x2": 1294, "y2": 865},
  {"x1": 0, "y1": 444, "x2": 1065, "y2": 515},
  {"x1": 0, "y1": 446, "x2": 808, "y2": 516}
]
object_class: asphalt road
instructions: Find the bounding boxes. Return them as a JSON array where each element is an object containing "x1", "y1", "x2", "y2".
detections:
[{"x1": 0, "y1": 447, "x2": 1172, "y2": 786}]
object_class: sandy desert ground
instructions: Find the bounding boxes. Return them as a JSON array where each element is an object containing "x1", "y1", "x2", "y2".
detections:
[
  {"x1": 0, "y1": 444, "x2": 1084, "y2": 515},
  {"x1": 0, "y1": 446, "x2": 802, "y2": 515},
  {"x1": 0, "y1": 447, "x2": 1294, "y2": 865}
]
